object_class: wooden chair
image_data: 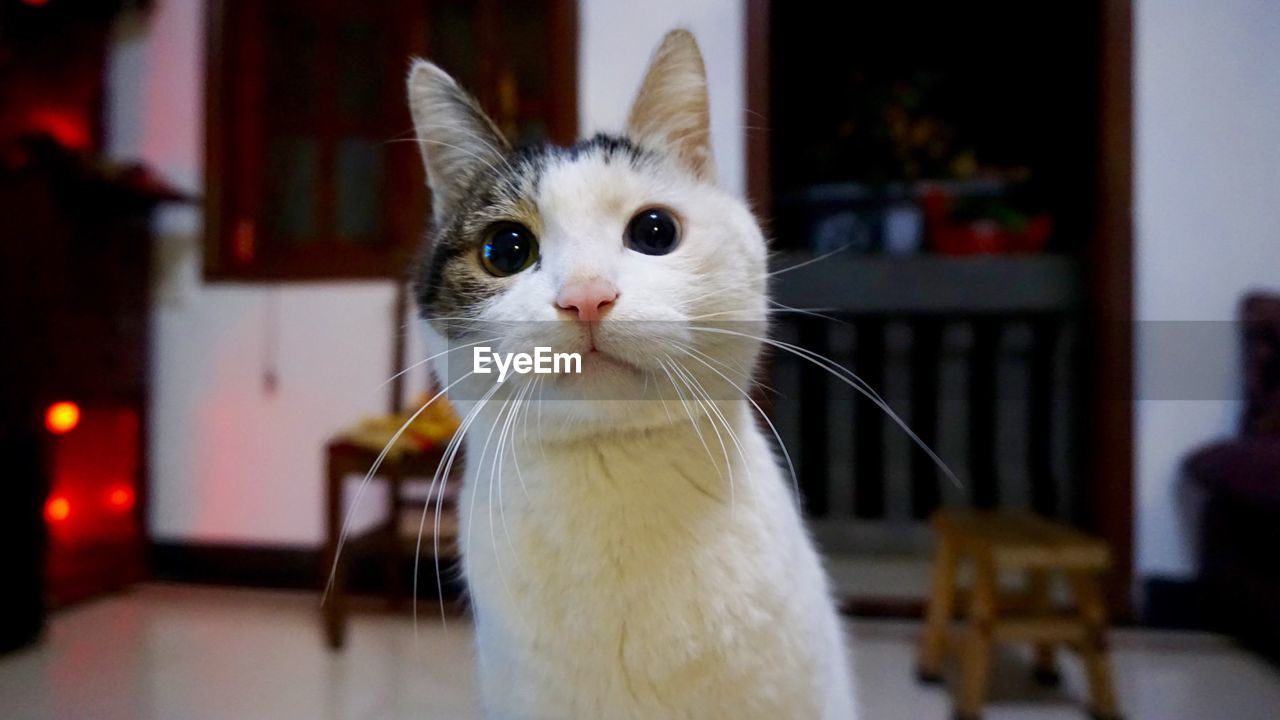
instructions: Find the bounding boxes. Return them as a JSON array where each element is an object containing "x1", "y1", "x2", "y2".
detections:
[
  {"x1": 917, "y1": 509, "x2": 1122, "y2": 720},
  {"x1": 322, "y1": 283, "x2": 463, "y2": 649}
]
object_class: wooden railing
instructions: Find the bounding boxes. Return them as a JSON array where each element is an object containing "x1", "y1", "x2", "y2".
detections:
[{"x1": 767, "y1": 255, "x2": 1083, "y2": 553}]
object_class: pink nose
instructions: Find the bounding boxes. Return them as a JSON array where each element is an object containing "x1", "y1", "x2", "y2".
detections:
[{"x1": 556, "y1": 278, "x2": 618, "y2": 322}]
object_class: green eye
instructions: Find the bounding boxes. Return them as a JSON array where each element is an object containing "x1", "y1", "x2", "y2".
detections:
[{"x1": 479, "y1": 222, "x2": 539, "y2": 276}]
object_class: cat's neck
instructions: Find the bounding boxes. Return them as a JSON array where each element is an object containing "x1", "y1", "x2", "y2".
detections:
[{"x1": 464, "y1": 398, "x2": 765, "y2": 510}]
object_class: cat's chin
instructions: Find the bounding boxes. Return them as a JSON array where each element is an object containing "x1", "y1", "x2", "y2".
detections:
[
  {"x1": 584, "y1": 347, "x2": 651, "y2": 374},
  {"x1": 547, "y1": 348, "x2": 648, "y2": 391}
]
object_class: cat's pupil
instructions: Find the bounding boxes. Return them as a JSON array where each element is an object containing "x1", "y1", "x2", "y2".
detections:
[
  {"x1": 626, "y1": 208, "x2": 680, "y2": 255},
  {"x1": 481, "y1": 224, "x2": 538, "y2": 276}
]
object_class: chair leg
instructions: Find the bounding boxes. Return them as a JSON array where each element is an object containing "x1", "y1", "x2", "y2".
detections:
[
  {"x1": 384, "y1": 473, "x2": 404, "y2": 610},
  {"x1": 956, "y1": 556, "x2": 996, "y2": 720},
  {"x1": 1028, "y1": 569, "x2": 1059, "y2": 685},
  {"x1": 1071, "y1": 571, "x2": 1121, "y2": 720},
  {"x1": 324, "y1": 551, "x2": 348, "y2": 650},
  {"x1": 918, "y1": 530, "x2": 958, "y2": 683},
  {"x1": 324, "y1": 458, "x2": 347, "y2": 650}
]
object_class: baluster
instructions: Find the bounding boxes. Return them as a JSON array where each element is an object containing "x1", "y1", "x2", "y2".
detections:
[
  {"x1": 910, "y1": 317, "x2": 944, "y2": 519},
  {"x1": 797, "y1": 317, "x2": 830, "y2": 517},
  {"x1": 1028, "y1": 316, "x2": 1060, "y2": 515},
  {"x1": 826, "y1": 322, "x2": 857, "y2": 521},
  {"x1": 853, "y1": 317, "x2": 886, "y2": 519},
  {"x1": 1062, "y1": 321, "x2": 1088, "y2": 525},
  {"x1": 968, "y1": 318, "x2": 1002, "y2": 509}
]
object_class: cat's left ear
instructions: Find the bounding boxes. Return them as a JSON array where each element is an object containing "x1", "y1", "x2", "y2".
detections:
[
  {"x1": 407, "y1": 60, "x2": 511, "y2": 222},
  {"x1": 626, "y1": 29, "x2": 715, "y2": 182}
]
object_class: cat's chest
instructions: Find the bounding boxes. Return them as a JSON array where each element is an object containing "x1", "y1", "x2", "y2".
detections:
[
  {"x1": 457, "y1": 425, "x2": 830, "y2": 718},
  {"x1": 459, "y1": 425, "x2": 784, "y2": 606}
]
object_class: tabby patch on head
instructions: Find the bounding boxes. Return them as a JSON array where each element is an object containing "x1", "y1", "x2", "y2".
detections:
[{"x1": 407, "y1": 29, "x2": 767, "y2": 409}]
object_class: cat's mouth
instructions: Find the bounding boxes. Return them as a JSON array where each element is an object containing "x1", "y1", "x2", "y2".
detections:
[{"x1": 541, "y1": 345, "x2": 647, "y2": 388}]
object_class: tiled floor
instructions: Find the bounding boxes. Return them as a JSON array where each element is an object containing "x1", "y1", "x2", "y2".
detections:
[{"x1": 2, "y1": 585, "x2": 1278, "y2": 719}]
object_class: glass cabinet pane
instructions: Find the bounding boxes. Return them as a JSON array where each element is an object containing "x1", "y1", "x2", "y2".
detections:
[
  {"x1": 265, "y1": 135, "x2": 319, "y2": 243},
  {"x1": 335, "y1": 137, "x2": 384, "y2": 242}
]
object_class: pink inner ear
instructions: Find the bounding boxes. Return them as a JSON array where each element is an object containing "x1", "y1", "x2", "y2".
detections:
[{"x1": 626, "y1": 30, "x2": 715, "y2": 181}]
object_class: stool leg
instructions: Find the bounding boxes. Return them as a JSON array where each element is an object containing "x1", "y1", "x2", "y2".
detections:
[
  {"x1": 956, "y1": 556, "x2": 996, "y2": 720},
  {"x1": 918, "y1": 530, "x2": 958, "y2": 683},
  {"x1": 1070, "y1": 571, "x2": 1121, "y2": 720},
  {"x1": 1028, "y1": 569, "x2": 1059, "y2": 685}
]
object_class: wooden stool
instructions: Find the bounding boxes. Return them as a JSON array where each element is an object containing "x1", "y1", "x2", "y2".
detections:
[{"x1": 916, "y1": 509, "x2": 1122, "y2": 720}]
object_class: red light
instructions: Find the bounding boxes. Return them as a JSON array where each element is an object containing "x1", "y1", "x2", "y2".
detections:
[
  {"x1": 26, "y1": 109, "x2": 90, "y2": 150},
  {"x1": 22, "y1": 0, "x2": 51, "y2": 7},
  {"x1": 234, "y1": 220, "x2": 256, "y2": 264},
  {"x1": 45, "y1": 495, "x2": 71, "y2": 523},
  {"x1": 106, "y1": 486, "x2": 135, "y2": 512},
  {"x1": 45, "y1": 402, "x2": 80, "y2": 434}
]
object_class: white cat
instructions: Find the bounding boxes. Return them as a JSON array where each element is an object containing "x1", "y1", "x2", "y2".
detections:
[{"x1": 407, "y1": 29, "x2": 856, "y2": 720}]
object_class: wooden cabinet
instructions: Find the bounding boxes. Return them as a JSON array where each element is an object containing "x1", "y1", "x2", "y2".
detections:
[{"x1": 205, "y1": 0, "x2": 577, "y2": 281}]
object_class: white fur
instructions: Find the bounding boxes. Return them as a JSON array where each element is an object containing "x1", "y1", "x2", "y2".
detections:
[{"x1": 423, "y1": 151, "x2": 856, "y2": 719}]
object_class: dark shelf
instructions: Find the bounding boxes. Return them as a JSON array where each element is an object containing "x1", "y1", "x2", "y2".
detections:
[{"x1": 769, "y1": 254, "x2": 1081, "y2": 315}]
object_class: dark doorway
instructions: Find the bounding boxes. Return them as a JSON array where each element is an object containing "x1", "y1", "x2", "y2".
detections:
[{"x1": 745, "y1": 0, "x2": 1133, "y2": 615}]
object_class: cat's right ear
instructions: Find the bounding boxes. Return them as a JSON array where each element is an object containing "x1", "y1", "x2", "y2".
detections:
[
  {"x1": 626, "y1": 29, "x2": 715, "y2": 182},
  {"x1": 407, "y1": 60, "x2": 510, "y2": 221}
]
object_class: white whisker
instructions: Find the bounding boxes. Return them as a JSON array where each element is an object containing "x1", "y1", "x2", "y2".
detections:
[
  {"x1": 766, "y1": 244, "x2": 854, "y2": 277},
  {"x1": 326, "y1": 372, "x2": 474, "y2": 605},
  {"x1": 381, "y1": 337, "x2": 498, "y2": 390},
  {"x1": 413, "y1": 381, "x2": 499, "y2": 630},
  {"x1": 667, "y1": 358, "x2": 746, "y2": 507},
  {"x1": 391, "y1": 137, "x2": 507, "y2": 179},
  {"x1": 675, "y1": 343, "x2": 800, "y2": 504},
  {"x1": 658, "y1": 359, "x2": 725, "y2": 489},
  {"x1": 468, "y1": 389, "x2": 522, "y2": 615},
  {"x1": 689, "y1": 325, "x2": 961, "y2": 488}
]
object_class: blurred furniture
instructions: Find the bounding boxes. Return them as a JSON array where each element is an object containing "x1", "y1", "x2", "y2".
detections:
[
  {"x1": 322, "y1": 284, "x2": 462, "y2": 650},
  {"x1": 1183, "y1": 292, "x2": 1280, "y2": 661},
  {"x1": 2, "y1": 0, "x2": 167, "y2": 647},
  {"x1": 1, "y1": 138, "x2": 187, "y2": 614},
  {"x1": 323, "y1": 440, "x2": 460, "y2": 649},
  {"x1": 918, "y1": 509, "x2": 1120, "y2": 720}
]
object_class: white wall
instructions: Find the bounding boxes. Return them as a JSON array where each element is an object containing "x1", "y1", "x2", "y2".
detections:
[
  {"x1": 579, "y1": 0, "x2": 746, "y2": 197},
  {"x1": 107, "y1": 0, "x2": 746, "y2": 546},
  {"x1": 108, "y1": 0, "x2": 412, "y2": 545},
  {"x1": 1134, "y1": 0, "x2": 1280, "y2": 579}
]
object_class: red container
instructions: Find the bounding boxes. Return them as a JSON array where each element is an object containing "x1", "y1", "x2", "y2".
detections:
[{"x1": 922, "y1": 188, "x2": 1053, "y2": 255}]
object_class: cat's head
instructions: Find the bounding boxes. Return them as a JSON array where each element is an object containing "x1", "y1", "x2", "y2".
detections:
[{"x1": 407, "y1": 30, "x2": 767, "y2": 437}]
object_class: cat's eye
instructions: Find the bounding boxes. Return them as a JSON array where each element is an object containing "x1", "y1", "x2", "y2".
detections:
[
  {"x1": 625, "y1": 207, "x2": 681, "y2": 256},
  {"x1": 479, "y1": 222, "x2": 539, "y2": 276}
]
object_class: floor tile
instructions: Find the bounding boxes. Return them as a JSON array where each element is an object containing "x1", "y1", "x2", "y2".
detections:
[{"x1": 1, "y1": 585, "x2": 1277, "y2": 719}]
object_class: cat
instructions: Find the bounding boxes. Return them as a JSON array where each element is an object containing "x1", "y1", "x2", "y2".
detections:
[{"x1": 407, "y1": 29, "x2": 856, "y2": 720}]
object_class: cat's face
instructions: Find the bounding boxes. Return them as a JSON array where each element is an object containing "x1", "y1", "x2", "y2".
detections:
[{"x1": 408, "y1": 30, "x2": 766, "y2": 437}]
